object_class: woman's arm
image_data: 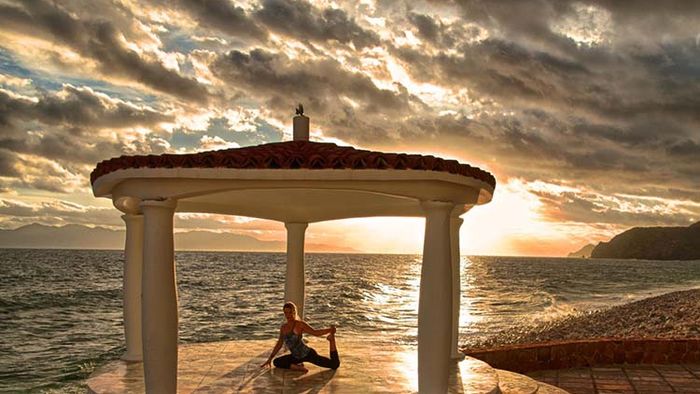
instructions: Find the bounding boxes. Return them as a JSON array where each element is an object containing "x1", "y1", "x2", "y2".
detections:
[
  {"x1": 300, "y1": 321, "x2": 335, "y2": 337},
  {"x1": 261, "y1": 327, "x2": 284, "y2": 368}
]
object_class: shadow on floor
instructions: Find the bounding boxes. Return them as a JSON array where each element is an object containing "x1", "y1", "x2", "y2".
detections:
[{"x1": 194, "y1": 351, "x2": 336, "y2": 393}]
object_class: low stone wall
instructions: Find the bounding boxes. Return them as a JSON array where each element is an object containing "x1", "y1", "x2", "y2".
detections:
[{"x1": 463, "y1": 338, "x2": 700, "y2": 373}]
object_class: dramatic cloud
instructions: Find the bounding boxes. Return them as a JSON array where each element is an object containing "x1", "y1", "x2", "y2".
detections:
[
  {"x1": 0, "y1": 149, "x2": 20, "y2": 177},
  {"x1": 0, "y1": 198, "x2": 121, "y2": 228},
  {"x1": 531, "y1": 185, "x2": 700, "y2": 228},
  {"x1": 0, "y1": 85, "x2": 170, "y2": 133},
  {"x1": 254, "y1": 0, "x2": 380, "y2": 48},
  {"x1": 211, "y1": 47, "x2": 422, "y2": 142},
  {"x1": 387, "y1": 2, "x2": 700, "y2": 206},
  {"x1": 0, "y1": 0, "x2": 209, "y2": 101},
  {"x1": 166, "y1": 0, "x2": 267, "y2": 42},
  {"x1": 0, "y1": 85, "x2": 175, "y2": 191},
  {"x1": 0, "y1": 0, "x2": 698, "y2": 254}
]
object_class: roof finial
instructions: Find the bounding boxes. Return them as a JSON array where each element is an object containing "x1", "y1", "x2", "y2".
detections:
[{"x1": 293, "y1": 104, "x2": 309, "y2": 141}]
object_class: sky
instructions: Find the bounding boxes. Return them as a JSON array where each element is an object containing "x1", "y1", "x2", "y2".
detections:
[{"x1": 0, "y1": 0, "x2": 699, "y2": 256}]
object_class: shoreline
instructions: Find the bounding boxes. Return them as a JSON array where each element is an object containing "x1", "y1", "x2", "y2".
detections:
[{"x1": 464, "y1": 288, "x2": 700, "y2": 351}]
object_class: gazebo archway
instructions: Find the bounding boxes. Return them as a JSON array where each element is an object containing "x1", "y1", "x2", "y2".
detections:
[{"x1": 91, "y1": 113, "x2": 495, "y2": 393}]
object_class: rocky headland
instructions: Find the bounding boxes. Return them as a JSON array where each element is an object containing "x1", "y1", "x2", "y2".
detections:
[
  {"x1": 567, "y1": 244, "x2": 595, "y2": 258},
  {"x1": 590, "y1": 221, "x2": 700, "y2": 260}
]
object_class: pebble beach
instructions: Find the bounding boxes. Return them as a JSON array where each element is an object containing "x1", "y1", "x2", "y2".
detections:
[{"x1": 465, "y1": 288, "x2": 700, "y2": 350}]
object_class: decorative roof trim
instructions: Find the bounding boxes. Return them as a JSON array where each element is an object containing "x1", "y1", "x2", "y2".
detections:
[{"x1": 90, "y1": 141, "x2": 496, "y2": 188}]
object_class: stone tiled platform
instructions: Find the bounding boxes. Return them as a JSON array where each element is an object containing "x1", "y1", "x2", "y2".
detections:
[
  {"x1": 87, "y1": 338, "x2": 513, "y2": 393},
  {"x1": 529, "y1": 364, "x2": 700, "y2": 393}
]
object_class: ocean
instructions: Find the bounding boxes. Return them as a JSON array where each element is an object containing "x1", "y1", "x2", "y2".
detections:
[{"x1": 2, "y1": 249, "x2": 700, "y2": 392}]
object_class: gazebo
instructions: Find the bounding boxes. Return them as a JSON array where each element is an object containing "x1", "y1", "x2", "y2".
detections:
[{"x1": 90, "y1": 112, "x2": 495, "y2": 393}]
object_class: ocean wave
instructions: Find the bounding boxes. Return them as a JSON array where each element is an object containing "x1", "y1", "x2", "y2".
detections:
[{"x1": 2, "y1": 250, "x2": 700, "y2": 391}]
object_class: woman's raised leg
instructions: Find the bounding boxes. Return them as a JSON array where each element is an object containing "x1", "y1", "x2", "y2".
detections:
[{"x1": 304, "y1": 326, "x2": 340, "y2": 370}]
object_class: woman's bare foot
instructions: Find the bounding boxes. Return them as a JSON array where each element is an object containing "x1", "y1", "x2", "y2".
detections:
[
  {"x1": 327, "y1": 326, "x2": 337, "y2": 352},
  {"x1": 290, "y1": 363, "x2": 308, "y2": 373}
]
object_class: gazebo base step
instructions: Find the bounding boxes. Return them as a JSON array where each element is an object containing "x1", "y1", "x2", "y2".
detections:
[{"x1": 87, "y1": 338, "x2": 509, "y2": 393}]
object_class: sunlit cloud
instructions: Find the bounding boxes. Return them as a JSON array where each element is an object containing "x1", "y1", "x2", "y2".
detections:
[
  {"x1": 0, "y1": 74, "x2": 32, "y2": 88},
  {"x1": 198, "y1": 135, "x2": 240, "y2": 151},
  {"x1": 551, "y1": 3, "x2": 613, "y2": 46},
  {"x1": 0, "y1": 197, "x2": 120, "y2": 229},
  {"x1": 0, "y1": 0, "x2": 698, "y2": 255}
]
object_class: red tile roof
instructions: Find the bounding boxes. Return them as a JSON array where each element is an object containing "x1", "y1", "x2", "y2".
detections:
[{"x1": 90, "y1": 141, "x2": 495, "y2": 188}]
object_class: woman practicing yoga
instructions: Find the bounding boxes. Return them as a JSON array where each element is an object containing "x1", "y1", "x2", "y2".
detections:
[{"x1": 261, "y1": 301, "x2": 340, "y2": 372}]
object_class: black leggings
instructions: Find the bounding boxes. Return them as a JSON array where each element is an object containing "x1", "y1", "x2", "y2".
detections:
[{"x1": 273, "y1": 348, "x2": 340, "y2": 370}]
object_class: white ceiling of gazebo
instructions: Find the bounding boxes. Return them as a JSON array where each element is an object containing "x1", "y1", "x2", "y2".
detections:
[{"x1": 96, "y1": 168, "x2": 493, "y2": 222}]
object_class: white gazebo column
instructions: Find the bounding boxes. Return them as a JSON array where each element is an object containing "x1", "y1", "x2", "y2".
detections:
[
  {"x1": 450, "y1": 217, "x2": 464, "y2": 359},
  {"x1": 121, "y1": 213, "x2": 144, "y2": 361},
  {"x1": 418, "y1": 201, "x2": 454, "y2": 393},
  {"x1": 141, "y1": 199, "x2": 178, "y2": 393},
  {"x1": 284, "y1": 222, "x2": 308, "y2": 318}
]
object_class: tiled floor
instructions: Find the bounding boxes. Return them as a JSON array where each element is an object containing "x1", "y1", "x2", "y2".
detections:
[
  {"x1": 87, "y1": 338, "x2": 501, "y2": 393},
  {"x1": 528, "y1": 364, "x2": 700, "y2": 394}
]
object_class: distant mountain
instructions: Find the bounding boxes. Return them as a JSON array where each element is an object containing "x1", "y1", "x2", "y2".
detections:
[
  {"x1": 591, "y1": 221, "x2": 700, "y2": 260},
  {"x1": 568, "y1": 243, "x2": 595, "y2": 258},
  {"x1": 0, "y1": 223, "x2": 125, "y2": 250},
  {"x1": 0, "y1": 223, "x2": 358, "y2": 253}
]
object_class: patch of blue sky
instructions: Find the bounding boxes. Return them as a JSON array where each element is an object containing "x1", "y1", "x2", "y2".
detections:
[
  {"x1": 0, "y1": 47, "x2": 160, "y2": 105},
  {"x1": 210, "y1": 116, "x2": 284, "y2": 146},
  {"x1": 161, "y1": 28, "x2": 201, "y2": 54},
  {"x1": 247, "y1": 117, "x2": 285, "y2": 144},
  {"x1": 169, "y1": 116, "x2": 284, "y2": 151},
  {"x1": 178, "y1": 59, "x2": 196, "y2": 80},
  {"x1": 159, "y1": 25, "x2": 249, "y2": 54},
  {"x1": 170, "y1": 127, "x2": 203, "y2": 150},
  {"x1": 0, "y1": 47, "x2": 32, "y2": 79}
]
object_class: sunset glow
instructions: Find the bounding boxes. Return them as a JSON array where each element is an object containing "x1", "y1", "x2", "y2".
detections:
[{"x1": 1, "y1": 1, "x2": 698, "y2": 256}]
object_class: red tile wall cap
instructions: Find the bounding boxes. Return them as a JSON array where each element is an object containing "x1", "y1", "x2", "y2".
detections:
[
  {"x1": 462, "y1": 338, "x2": 700, "y2": 372},
  {"x1": 462, "y1": 337, "x2": 700, "y2": 354},
  {"x1": 90, "y1": 140, "x2": 496, "y2": 188}
]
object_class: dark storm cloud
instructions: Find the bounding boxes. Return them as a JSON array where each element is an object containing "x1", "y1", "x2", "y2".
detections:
[
  {"x1": 153, "y1": 0, "x2": 379, "y2": 49},
  {"x1": 407, "y1": 12, "x2": 440, "y2": 43},
  {"x1": 0, "y1": 149, "x2": 20, "y2": 177},
  {"x1": 0, "y1": 86, "x2": 171, "y2": 134},
  {"x1": 667, "y1": 140, "x2": 700, "y2": 158},
  {"x1": 395, "y1": 39, "x2": 627, "y2": 121},
  {"x1": 395, "y1": 112, "x2": 479, "y2": 141},
  {"x1": 211, "y1": 48, "x2": 418, "y2": 138},
  {"x1": 0, "y1": 0, "x2": 696, "y2": 235},
  {"x1": 452, "y1": 0, "x2": 700, "y2": 51},
  {"x1": 0, "y1": 85, "x2": 174, "y2": 191},
  {"x1": 533, "y1": 190, "x2": 700, "y2": 228},
  {"x1": 167, "y1": 0, "x2": 267, "y2": 41},
  {"x1": 254, "y1": 0, "x2": 380, "y2": 49},
  {"x1": 0, "y1": 0, "x2": 209, "y2": 102},
  {"x1": 396, "y1": 2, "x2": 700, "y2": 127},
  {"x1": 0, "y1": 133, "x2": 124, "y2": 165},
  {"x1": 406, "y1": 12, "x2": 469, "y2": 48},
  {"x1": 0, "y1": 198, "x2": 122, "y2": 227},
  {"x1": 385, "y1": 1, "x2": 700, "y2": 208}
]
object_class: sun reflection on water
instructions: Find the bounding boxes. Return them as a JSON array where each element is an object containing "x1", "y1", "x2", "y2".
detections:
[{"x1": 393, "y1": 346, "x2": 419, "y2": 392}]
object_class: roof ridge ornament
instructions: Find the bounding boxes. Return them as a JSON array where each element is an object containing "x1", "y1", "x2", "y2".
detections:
[{"x1": 293, "y1": 104, "x2": 309, "y2": 141}]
